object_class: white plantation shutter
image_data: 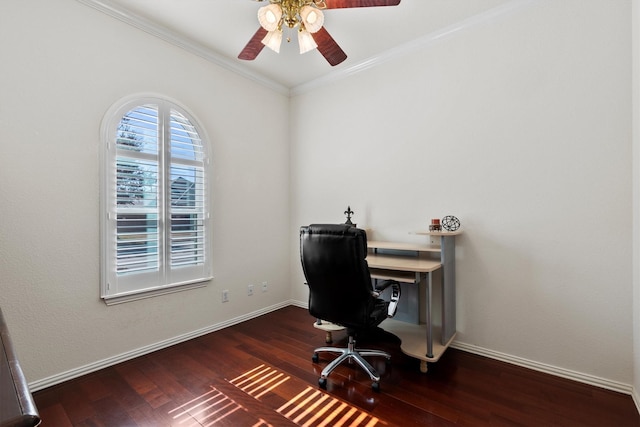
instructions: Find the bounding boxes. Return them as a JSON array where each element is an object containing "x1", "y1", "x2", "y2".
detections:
[
  {"x1": 102, "y1": 97, "x2": 211, "y2": 304},
  {"x1": 115, "y1": 105, "x2": 160, "y2": 279},
  {"x1": 167, "y1": 109, "x2": 208, "y2": 284}
]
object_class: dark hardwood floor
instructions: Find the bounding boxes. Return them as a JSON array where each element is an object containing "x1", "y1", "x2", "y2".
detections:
[{"x1": 34, "y1": 306, "x2": 640, "y2": 426}]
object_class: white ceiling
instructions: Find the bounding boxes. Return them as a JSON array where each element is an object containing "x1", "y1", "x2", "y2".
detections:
[{"x1": 83, "y1": 0, "x2": 514, "y2": 90}]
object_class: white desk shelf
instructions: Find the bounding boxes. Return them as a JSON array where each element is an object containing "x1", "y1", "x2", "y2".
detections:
[
  {"x1": 380, "y1": 320, "x2": 456, "y2": 373},
  {"x1": 367, "y1": 231, "x2": 461, "y2": 373}
]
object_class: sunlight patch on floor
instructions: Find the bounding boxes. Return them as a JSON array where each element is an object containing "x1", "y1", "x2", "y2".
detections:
[
  {"x1": 277, "y1": 386, "x2": 384, "y2": 427},
  {"x1": 168, "y1": 385, "x2": 270, "y2": 426},
  {"x1": 229, "y1": 363, "x2": 291, "y2": 399},
  {"x1": 230, "y1": 364, "x2": 386, "y2": 427}
]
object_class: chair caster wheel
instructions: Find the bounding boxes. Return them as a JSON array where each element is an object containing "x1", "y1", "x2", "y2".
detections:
[
  {"x1": 372, "y1": 382, "x2": 380, "y2": 392},
  {"x1": 312, "y1": 353, "x2": 319, "y2": 363},
  {"x1": 319, "y1": 378, "x2": 327, "y2": 389}
]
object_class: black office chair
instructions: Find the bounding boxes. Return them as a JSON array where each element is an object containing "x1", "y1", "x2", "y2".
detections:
[{"x1": 300, "y1": 224, "x2": 400, "y2": 391}]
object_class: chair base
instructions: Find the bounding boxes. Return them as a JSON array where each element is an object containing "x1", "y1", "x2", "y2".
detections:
[{"x1": 312, "y1": 335, "x2": 390, "y2": 391}]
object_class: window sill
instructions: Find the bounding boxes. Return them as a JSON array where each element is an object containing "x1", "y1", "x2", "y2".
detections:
[{"x1": 102, "y1": 278, "x2": 212, "y2": 306}]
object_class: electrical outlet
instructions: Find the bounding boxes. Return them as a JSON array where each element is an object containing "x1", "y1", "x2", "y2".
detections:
[
  {"x1": 222, "y1": 289, "x2": 229, "y2": 303},
  {"x1": 262, "y1": 281, "x2": 268, "y2": 292},
  {"x1": 247, "y1": 284, "x2": 254, "y2": 296}
]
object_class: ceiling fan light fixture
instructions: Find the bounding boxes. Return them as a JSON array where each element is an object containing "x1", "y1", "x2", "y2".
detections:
[
  {"x1": 262, "y1": 29, "x2": 283, "y2": 53},
  {"x1": 258, "y1": 4, "x2": 282, "y2": 32},
  {"x1": 240, "y1": 0, "x2": 400, "y2": 65},
  {"x1": 299, "y1": 6, "x2": 324, "y2": 33},
  {"x1": 298, "y1": 29, "x2": 317, "y2": 54}
]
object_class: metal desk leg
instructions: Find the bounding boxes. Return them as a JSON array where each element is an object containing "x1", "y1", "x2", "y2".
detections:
[
  {"x1": 426, "y1": 270, "x2": 433, "y2": 358},
  {"x1": 441, "y1": 235, "x2": 456, "y2": 344}
]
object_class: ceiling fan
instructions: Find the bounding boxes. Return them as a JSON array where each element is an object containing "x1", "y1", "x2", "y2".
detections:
[{"x1": 238, "y1": 0, "x2": 401, "y2": 66}]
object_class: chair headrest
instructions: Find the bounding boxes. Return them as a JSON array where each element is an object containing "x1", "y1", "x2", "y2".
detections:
[{"x1": 301, "y1": 224, "x2": 367, "y2": 253}]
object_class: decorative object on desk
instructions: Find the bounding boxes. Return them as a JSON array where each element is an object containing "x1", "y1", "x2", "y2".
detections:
[
  {"x1": 429, "y1": 218, "x2": 441, "y2": 231},
  {"x1": 344, "y1": 205, "x2": 355, "y2": 226},
  {"x1": 441, "y1": 215, "x2": 460, "y2": 232}
]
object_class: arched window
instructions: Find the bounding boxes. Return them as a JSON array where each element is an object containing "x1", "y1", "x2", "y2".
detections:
[{"x1": 101, "y1": 96, "x2": 211, "y2": 304}]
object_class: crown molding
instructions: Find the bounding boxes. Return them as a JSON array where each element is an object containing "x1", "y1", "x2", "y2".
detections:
[
  {"x1": 75, "y1": 0, "x2": 290, "y2": 95},
  {"x1": 77, "y1": 0, "x2": 536, "y2": 97},
  {"x1": 290, "y1": 0, "x2": 536, "y2": 96}
]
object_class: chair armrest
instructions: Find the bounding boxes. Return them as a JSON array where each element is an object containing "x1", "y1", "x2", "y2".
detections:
[
  {"x1": 373, "y1": 279, "x2": 398, "y2": 293},
  {"x1": 373, "y1": 280, "x2": 401, "y2": 318}
]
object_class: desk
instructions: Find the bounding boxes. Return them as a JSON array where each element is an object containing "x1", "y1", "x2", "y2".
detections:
[{"x1": 368, "y1": 231, "x2": 461, "y2": 373}]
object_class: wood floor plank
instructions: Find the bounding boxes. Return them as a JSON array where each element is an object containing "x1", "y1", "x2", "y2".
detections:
[
  {"x1": 36, "y1": 403, "x2": 74, "y2": 427},
  {"x1": 33, "y1": 306, "x2": 640, "y2": 426}
]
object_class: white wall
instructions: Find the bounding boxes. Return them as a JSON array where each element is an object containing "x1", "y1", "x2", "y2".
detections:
[
  {"x1": 0, "y1": 0, "x2": 290, "y2": 385},
  {"x1": 0, "y1": 0, "x2": 635, "y2": 396},
  {"x1": 291, "y1": 0, "x2": 633, "y2": 386}
]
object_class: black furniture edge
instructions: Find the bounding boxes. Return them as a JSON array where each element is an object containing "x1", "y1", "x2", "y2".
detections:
[{"x1": 0, "y1": 308, "x2": 41, "y2": 427}]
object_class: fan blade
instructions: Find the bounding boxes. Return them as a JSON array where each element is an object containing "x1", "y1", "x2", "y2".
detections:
[
  {"x1": 312, "y1": 27, "x2": 347, "y2": 66},
  {"x1": 238, "y1": 27, "x2": 268, "y2": 60},
  {"x1": 321, "y1": 0, "x2": 400, "y2": 9}
]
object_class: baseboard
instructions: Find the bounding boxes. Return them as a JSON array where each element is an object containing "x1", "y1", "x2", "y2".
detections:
[
  {"x1": 30, "y1": 300, "x2": 635, "y2": 401},
  {"x1": 289, "y1": 299, "x2": 307, "y2": 309},
  {"x1": 293, "y1": 298, "x2": 634, "y2": 396},
  {"x1": 633, "y1": 386, "x2": 640, "y2": 414},
  {"x1": 451, "y1": 341, "x2": 633, "y2": 395},
  {"x1": 29, "y1": 300, "x2": 293, "y2": 392}
]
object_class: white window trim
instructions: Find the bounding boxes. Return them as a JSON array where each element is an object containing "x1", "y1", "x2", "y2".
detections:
[{"x1": 100, "y1": 94, "x2": 213, "y2": 305}]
